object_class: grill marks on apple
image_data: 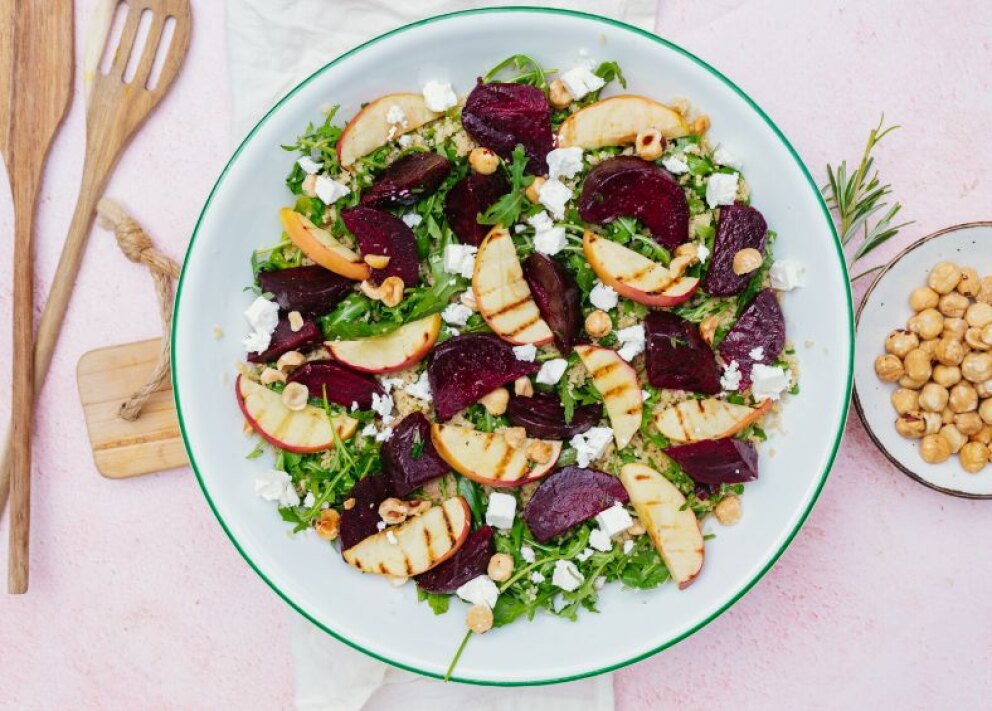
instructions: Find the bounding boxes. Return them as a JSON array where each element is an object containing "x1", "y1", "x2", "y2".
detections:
[
  {"x1": 574, "y1": 345, "x2": 642, "y2": 448},
  {"x1": 473, "y1": 227, "x2": 553, "y2": 345},
  {"x1": 431, "y1": 424, "x2": 560, "y2": 487},
  {"x1": 343, "y1": 497, "x2": 470, "y2": 576},
  {"x1": 556, "y1": 95, "x2": 690, "y2": 150},
  {"x1": 582, "y1": 231, "x2": 698, "y2": 307},
  {"x1": 337, "y1": 93, "x2": 441, "y2": 168},
  {"x1": 654, "y1": 397, "x2": 772, "y2": 443}
]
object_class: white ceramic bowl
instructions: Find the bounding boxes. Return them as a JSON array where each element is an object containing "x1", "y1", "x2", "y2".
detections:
[
  {"x1": 855, "y1": 223, "x2": 992, "y2": 498},
  {"x1": 173, "y1": 8, "x2": 853, "y2": 685}
]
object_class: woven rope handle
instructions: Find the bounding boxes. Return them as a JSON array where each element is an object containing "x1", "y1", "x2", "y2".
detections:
[{"x1": 96, "y1": 198, "x2": 180, "y2": 421}]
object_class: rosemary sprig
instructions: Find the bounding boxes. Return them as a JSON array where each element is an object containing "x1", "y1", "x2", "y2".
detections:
[{"x1": 823, "y1": 115, "x2": 913, "y2": 279}]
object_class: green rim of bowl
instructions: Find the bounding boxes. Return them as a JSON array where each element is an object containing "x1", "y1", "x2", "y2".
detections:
[{"x1": 172, "y1": 5, "x2": 854, "y2": 686}]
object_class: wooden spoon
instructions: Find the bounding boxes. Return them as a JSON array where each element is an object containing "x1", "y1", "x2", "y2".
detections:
[
  {"x1": 1, "y1": 0, "x2": 74, "y2": 594},
  {"x1": 0, "y1": 1, "x2": 191, "y2": 546}
]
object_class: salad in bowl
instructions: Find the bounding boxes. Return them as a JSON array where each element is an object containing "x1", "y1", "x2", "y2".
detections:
[{"x1": 232, "y1": 52, "x2": 804, "y2": 663}]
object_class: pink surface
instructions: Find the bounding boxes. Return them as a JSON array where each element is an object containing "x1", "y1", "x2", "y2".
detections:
[{"x1": 1, "y1": 1, "x2": 990, "y2": 707}]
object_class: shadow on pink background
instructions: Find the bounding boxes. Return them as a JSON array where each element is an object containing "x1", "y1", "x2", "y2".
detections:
[{"x1": 1, "y1": 1, "x2": 990, "y2": 707}]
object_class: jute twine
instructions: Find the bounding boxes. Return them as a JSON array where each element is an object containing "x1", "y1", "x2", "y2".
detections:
[{"x1": 95, "y1": 198, "x2": 180, "y2": 421}]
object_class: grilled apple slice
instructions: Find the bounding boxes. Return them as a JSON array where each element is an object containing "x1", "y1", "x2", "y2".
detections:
[
  {"x1": 337, "y1": 93, "x2": 441, "y2": 168},
  {"x1": 327, "y1": 314, "x2": 441, "y2": 374},
  {"x1": 473, "y1": 227, "x2": 554, "y2": 345},
  {"x1": 574, "y1": 345, "x2": 642, "y2": 448},
  {"x1": 280, "y1": 208, "x2": 370, "y2": 281},
  {"x1": 342, "y1": 497, "x2": 471, "y2": 576},
  {"x1": 431, "y1": 424, "x2": 560, "y2": 487},
  {"x1": 557, "y1": 95, "x2": 689, "y2": 150},
  {"x1": 236, "y1": 376, "x2": 357, "y2": 454},
  {"x1": 654, "y1": 398, "x2": 772, "y2": 443},
  {"x1": 583, "y1": 231, "x2": 698, "y2": 307},
  {"x1": 619, "y1": 463, "x2": 703, "y2": 588}
]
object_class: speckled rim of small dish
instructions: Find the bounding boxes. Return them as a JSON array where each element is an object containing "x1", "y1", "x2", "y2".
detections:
[
  {"x1": 853, "y1": 221, "x2": 992, "y2": 500},
  {"x1": 172, "y1": 6, "x2": 854, "y2": 685}
]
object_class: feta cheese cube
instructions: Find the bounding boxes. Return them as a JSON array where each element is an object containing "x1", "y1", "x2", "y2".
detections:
[
  {"x1": 296, "y1": 156, "x2": 322, "y2": 174},
  {"x1": 520, "y1": 545, "x2": 536, "y2": 563},
  {"x1": 546, "y1": 147, "x2": 584, "y2": 180},
  {"x1": 485, "y1": 492, "x2": 517, "y2": 530},
  {"x1": 253, "y1": 469, "x2": 300, "y2": 507},
  {"x1": 720, "y1": 360, "x2": 742, "y2": 391},
  {"x1": 751, "y1": 363, "x2": 790, "y2": 401},
  {"x1": 589, "y1": 281, "x2": 619, "y2": 311},
  {"x1": 661, "y1": 155, "x2": 689, "y2": 174},
  {"x1": 512, "y1": 344, "x2": 537, "y2": 362},
  {"x1": 533, "y1": 227, "x2": 567, "y2": 256},
  {"x1": 705, "y1": 172, "x2": 739, "y2": 208},
  {"x1": 749, "y1": 346, "x2": 765, "y2": 361},
  {"x1": 403, "y1": 371, "x2": 432, "y2": 402},
  {"x1": 402, "y1": 213, "x2": 422, "y2": 228},
  {"x1": 442, "y1": 302, "x2": 472, "y2": 327},
  {"x1": 552, "y1": 559, "x2": 584, "y2": 592},
  {"x1": 559, "y1": 66, "x2": 606, "y2": 100},
  {"x1": 696, "y1": 243, "x2": 710, "y2": 263},
  {"x1": 397, "y1": 134, "x2": 413, "y2": 148},
  {"x1": 537, "y1": 177, "x2": 572, "y2": 220},
  {"x1": 595, "y1": 503, "x2": 633, "y2": 537},
  {"x1": 770, "y1": 259, "x2": 806, "y2": 290},
  {"x1": 713, "y1": 146, "x2": 742, "y2": 169},
  {"x1": 535, "y1": 358, "x2": 568, "y2": 385},
  {"x1": 422, "y1": 80, "x2": 458, "y2": 112},
  {"x1": 615, "y1": 324, "x2": 646, "y2": 362},
  {"x1": 623, "y1": 539, "x2": 634, "y2": 555},
  {"x1": 588, "y1": 528, "x2": 613, "y2": 552},
  {"x1": 569, "y1": 427, "x2": 613, "y2": 468},
  {"x1": 314, "y1": 175, "x2": 351, "y2": 205},
  {"x1": 456, "y1": 575, "x2": 500, "y2": 608},
  {"x1": 442, "y1": 244, "x2": 478, "y2": 279},
  {"x1": 528, "y1": 211, "x2": 555, "y2": 232}
]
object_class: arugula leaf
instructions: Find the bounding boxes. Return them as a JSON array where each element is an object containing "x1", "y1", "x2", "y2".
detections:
[
  {"x1": 417, "y1": 588, "x2": 452, "y2": 615},
  {"x1": 484, "y1": 54, "x2": 550, "y2": 89},
  {"x1": 478, "y1": 145, "x2": 534, "y2": 227},
  {"x1": 282, "y1": 106, "x2": 343, "y2": 193},
  {"x1": 457, "y1": 476, "x2": 485, "y2": 527}
]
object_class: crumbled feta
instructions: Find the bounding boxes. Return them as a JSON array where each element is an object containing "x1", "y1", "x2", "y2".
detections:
[
  {"x1": 385, "y1": 104, "x2": 407, "y2": 127},
  {"x1": 623, "y1": 539, "x2": 635, "y2": 555},
  {"x1": 588, "y1": 528, "x2": 613, "y2": 552},
  {"x1": 530, "y1": 571, "x2": 545, "y2": 584},
  {"x1": 749, "y1": 346, "x2": 765, "y2": 361},
  {"x1": 459, "y1": 289, "x2": 477, "y2": 310},
  {"x1": 662, "y1": 155, "x2": 689, "y2": 174},
  {"x1": 253, "y1": 469, "x2": 300, "y2": 507},
  {"x1": 705, "y1": 173, "x2": 739, "y2": 208},
  {"x1": 376, "y1": 521, "x2": 387, "y2": 531},
  {"x1": 397, "y1": 134, "x2": 413, "y2": 148},
  {"x1": 361, "y1": 423, "x2": 377, "y2": 438},
  {"x1": 442, "y1": 244, "x2": 478, "y2": 279},
  {"x1": 570, "y1": 427, "x2": 613, "y2": 468},
  {"x1": 386, "y1": 530, "x2": 398, "y2": 545},
  {"x1": 374, "y1": 427, "x2": 394, "y2": 442},
  {"x1": 520, "y1": 545, "x2": 536, "y2": 563},
  {"x1": 528, "y1": 211, "x2": 568, "y2": 256},
  {"x1": 751, "y1": 363, "x2": 790, "y2": 401},
  {"x1": 552, "y1": 559, "x2": 584, "y2": 592},
  {"x1": 535, "y1": 358, "x2": 568, "y2": 385},
  {"x1": 514, "y1": 223, "x2": 527, "y2": 234},
  {"x1": 512, "y1": 344, "x2": 537, "y2": 362},
  {"x1": 552, "y1": 594, "x2": 569, "y2": 612},
  {"x1": 422, "y1": 80, "x2": 458, "y2": 112},
  {"x1": 713, "y1": 146, "x2": 742, "y2": 170},
  {"x1": 242, "y1": 296, "x2": 279, "y2": 353},
  {"x1": 559, "y1": 66, "x2": 606, "y2": 100},
  {"x1": 696, "y1": 244, "x2": 710, "y2": 263},
  {"x1": 770, "y1": 259, "x2": 806, "y2": 290},
  {"x1": 456, "y1": 575, "x2": 500, "y2": 608},
  {"x1": 403, "y1": 371, "x2": 432, "y2": 402},
  {"x1": 485, "y1": 492, "x2": 517, "y2": 530},
  {"x1": 615, "y1": 324, "x2": 646, "y2": 362},
  {"x1": 297, "y1": 156, "x2": 322, "y2": 174},
  {"x1": 546, "y1": 147, "x2": 584, "y2": 180},
  {"x1": 596, "y1": 503, "x2": 633, "y2": 537},
  {"x1": 378, "y1": 377, "x2": 405, "y2": 394},
  {"x1": 303, "y1": 492, "x2": 316, "y2": 508},
  {"x1": 402, "y1": 213, "x2": 422, "y2": 228},
  {"x1": 442, "y1": 302, "x2": 472, "y2": 327},
  {"x1": 641, "y1": 389, "x2": 651, "y2": 403},
  {"x1": 314, "y1": 175, "x2": 351, "y2": 205},
  {"x1": 721, "y1": 360, "x2": 742, "y2": 391},
  {"x1": 537, "y1": 178, "x2": 572, "y2": 220},
  {"x1": 370, "y1": 392, "x2": 395, "y2": 425},
  {"x1": 589, "y1": 281, "x2": 619, "y2": 311},
  {"x1": 594, "y1": 576, "x2": 606, "y2": 590},
  {"x1": 575, "y1": 548, "x2": 594, "y2": 562}
]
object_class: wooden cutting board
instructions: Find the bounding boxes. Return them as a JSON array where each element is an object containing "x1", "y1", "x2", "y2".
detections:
[{"x1": 77, "y1": 338, "x2": 188, "y2": 478}]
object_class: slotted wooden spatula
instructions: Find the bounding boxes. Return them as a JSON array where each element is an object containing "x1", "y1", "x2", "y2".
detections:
[
  {"x1": 0, "y1": 1, "x2": 191, "y2": 540},
  {"x1": 1, "y1": 0, "x2": 74, "y2": 594}
]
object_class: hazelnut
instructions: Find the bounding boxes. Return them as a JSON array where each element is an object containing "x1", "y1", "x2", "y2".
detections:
[
  {"x1": 379, "y1": 276, "x2": 405, "y2": 308},
  {"x1": 406, "y1": 500, "x2": 432, "y2": 517},
  {"x1": 984, "y1": 324, "x2": 992, "y2": 345},
  {"x1": 919, "y1": 383, "x2": 949, "y2": 412},
  {"x1": 918, "y1": 338, "x2": 939, "y2": 358},
  {"x1": 965, "y1": 327, "x2": 991, "y2": 351},
  {"x1": 502, "y1": 427, "x2": 527, "y2": 449},
  {"x1": 548, "y1": 78, "x2": 573, "y2": 109},
  {"x1": 628, "y1": 521, "x2": 646, "y2": 536},
  {"x1": 942, "y1": 317, "x2": 968, "y2": 340},
  {"x1": 635, "y1": 128, "x2": 666, "y2": 161},
  {"x1": 585, "y1": 309, "x2": 612, "y2": 338},
  {"x1": 281, "y1": 382, "x2": 310, "y2": 411},
  {"x1": 895, "y1": 411, "x2": 927, "y2": 439},
  {"x1": 359, "y1": 280, "x2": 381, "y2": 300},
  {"x1": 343, "y1": 497, "x2": 356, "y2": 510},
  {"x1": 903, "y1": 349, "x2": 933, "y2": 382},
  {"x1": 301, "y1": 174, "x2": 318, "y2": 198},
  {"x1": 908, "y1": 309, "x2": 944, "y2": 340},
  {"x1": 922, "y1": 411, "x2": 942, "y2": 435},
  {"x1": 260, "y1": 367, "x2": 286, "y2": 385},
  {"x1": 938, "y1": 292, "x2": 970, "y2": 319},
  {"x1": 675, "y1": 242, "x2": 700, "y2": 260},
  {"x1": 525, "y1": 176, "x2": 546, "y2": 204},
  {"x1": 288, "y1": 310, "x2": 304, "y2": 333},
  {"x1": 919, "y1": 434, "x2": 952, "y2": 464},
  {"x1": 315, "y1": 509, "x2": 341, "y2": 540},
  {"x1": 940, "y1": 424, "x2": 968, "y2": 454},
  {"x1": 928, "y1": 261, "x2": 962, "y2": 295},
  {"x1": 898, "y1": 375, "x2": 928, "y2": 390},
  {"x1": 966, "y1": 302, "x2": 992, "y2": 328},
  {"x1": 526, "y1": 439, "x2": 555, "y2": 464},
  {"x1": 732, "y1": 247, "x2": 763, "y2": 276},
  {"x1": 890, "y1": 388, "x2": 918, "y2": 415},
  {"x1": 479, "y1": 387, "x2": 509, "y2": 416},
  {"x1": 466, "y1": 604, "x2": 494, "y2": 634},
  {"x1": 378, "y1": 497, "x2": 409, "y2": 525},
  {"x1": 957, "y1": 267, "x2": 981, "y2": 297},
  {"x1": 874, "y1": 354, "x2": 904, "y2": 382},
  {"x1": 668, "y1": 255, "x2": 693, "y2": 279},
  {"x1": 513, "y1": 376, "x2": 534, "y2": 397},
  {"x1": 955, "y1": 411, "x2": 984, "y2": 436},
  {"x1": 973, "y1": 426, "x2": 992, "y2": 445},
  {"x1": 713, "y1": 495, "x2": 742, "y2": 525},
  {"x1": 468, "y1": 147, "x2": 500, "y2": 175},
  {"x1": 909, "y1": 286, "x2": 939, "y2": 311},
  {"x1": 487, "y1": 553, "x2": 514, "y2": 582},
  {"x1": 932, "y1": 364, "x2": 962, "y2": 388},
  {"x1": 692, "y1": 114, "x2": 711, "y2": 135},
  {"x1": 977, "y1": 276, "x2": 992, "y2": 305},
  {"x1": 942, "y1": 407, "x2": 956, "y2": 425},
  {"x1": 959, "y1": 441, "x2": 990, "y2": 474},
  {"x1": 885, "y1": 330, "x2": 919, "y2": 358},
  {"x1": 980, "y1": 398, "x2": 992, "y2": 425},
  {"x1": 977, "y1": 379, "x2": 992, "y2": 398},
  {"x1": 949, "y1": 383, "x2": 978, "y2": 413},
  {"x1": 962, "y1": 352, "x2": 992, "y2": 383},
  {"x1": 935, "y1": 337, "x2": 966, "y2": 366},
  {"x1": 699, "y1": 315, "x2": 720, "y2": 346},
  {"x1": 363, "y1": 254, "x2": 391, "y2": 269},
  {"x1": 277, "y1": 350, "x2": 306, "y2": 371}
]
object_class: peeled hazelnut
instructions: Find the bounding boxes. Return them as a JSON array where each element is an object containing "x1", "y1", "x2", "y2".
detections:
[
  {"x1": 935, "y1": 337, "x2": 965, "y2": 366},
  {"x1": 928, "y1": 261, "x2": 962, "y2": 294},
  {"x1": 487, "y1": 553, "x2": 514, "y2": 582},
  {"x1": 700, "y1": 315, "x2": 720, "y2": 346},
  {"x1": 479, "y1": 387, "x2": 509, "y2": 416},
  {"x1": 919, "y1": 383, "x2": 949, "y2": 412},
  {"x1": 548, "y1": 78, "x2": 573, "y2": 109},
  {"x1": 260, "y1": 367, "x2": 286, "y2": 385},
  {"x1": 949, "y1": 383, "x2": 978, "y2": 413},
  {"x1": 363, "y1": 254, "x2": 391, "y2": 269},
  {"x1": 940, "y1": 424, "x2": 968, "y2": 453},
  {"x1": 885, "y1": 330, "x2": 919, "y2": 358},
  {"x1": 932, "y1": 364, "x2": 962, "y2": 388},
  {"x1": 288, "y1": 310, "x2": 304, "y2": 333},
  {"x1": 939, "y1": 292, "x2": 970, "y2": 318},
  {"x1": 732, "y1": 247, "x2": 763, "y2": 276},
  {"x1": 713, "y1": 495, "x2": 742, "y2": 525},
  {"x1": 692, "y1": 114, "x2": 711, "y2": 135},
  {"x1": 277, "y1": 350, "x2": 306, "y2": 371},
  {"x1": 959, "y1": 441, "x2": 990, "y2": 473},
  {"x1": 874, "y1": 354, "x2": 904, "y2": 382},
  {"x1": 903, "y1": 349, "x2": 932, "y2": 382},
  {"x1": 891, "y1": 388, "x2": 918, "y2": 415},
  {"x1": 315, "y1": 509, "x2": 340, "y2": 541},
  {"x1": 962, "y1": 352, "x2": 992, "y2": 383},
  {"x1": 635, "y1": 128, "x2": 666, "y2": 161},
  {"x1": 942, "y1": 317, "x2": 968, "y2": 340},
  {"x1": 966, "y1": 302, "x2": 992, "y2": 328},
  {"x1": 379, "y1": 276, "x2": 405, "y2": 308},
  {"x1": 895, "y1": 411, "x2": 927, "y2": 439},
  {"x1": 955, "y1": 411, "x2": 984, "y2": 436},
  {"x1": 378, "y1": 497, "x2": 408, "y2": 525},
  {"x1": 977, "y1": 276, "x2": 992, "y2": 305},
  {"x1": 513, "y1": 376, "x2": 534, "y2": 397},
  {"x1": 525, "y1": 176, "x2": 546, "y2": 204},
  {"x1": 909, "y1": 286, "x2": 939, "y2": 311},
  {"x1": 980, "y1": 398, "x2": 992, "y2": 425},
  {"x1": 965, "y1": 327, "x2": 991, "y2": 351},
  {"x1": 281, "y1": 382, "x2": 309, "y2": 411},
  {"x1": 406, "y1": 500, "x2": 432, "y2": 517},
  {"x1": 468, "y1": 146, "x2": 500, "y2": 175},
  {"x1": 585, "y1": 309, "x2": 612, "y2": 338},
  {"x1": 922, "y1": 411, "x2": 943, "y2": 434},
  {"x1": 526, "y1": 439, "x2": 554, "y2": 464},
  {"x1": 957, "y1": 267, "x2": 981, "y2": 297},
  {"x1": 502, "y1": 427, "x2": 527, "y2": 450},
  {"x1": 908, "y1": 309, "x2": 944, "y2": 340},
  {"x1": 668, "y1": 255, "x2": 693, "y2": 279},
  {"x1": 466, "y1": 604, "x2": 494, "y2": 634},
  {"x1": 919, "y1": 433, "x2": 952, "y2": 464}
]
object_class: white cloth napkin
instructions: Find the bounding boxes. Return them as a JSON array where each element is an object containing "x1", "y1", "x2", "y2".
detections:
[{"x1": 225, "y1": 2, "x2": 659, "y2": 708}]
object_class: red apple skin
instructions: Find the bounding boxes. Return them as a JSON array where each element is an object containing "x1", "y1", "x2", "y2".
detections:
[
  {"x1": 236, "y1": 376, "x2": 333, "y2": 454},
  {"x1": 606, "y1": 276, "x2": 699, "y2": 308}
]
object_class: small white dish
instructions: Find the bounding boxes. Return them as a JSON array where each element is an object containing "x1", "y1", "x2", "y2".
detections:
[
  {"x1": 172, "y1": 7, "x2": 853, "y2": 685},
  {"x1": 855, "y1": 222, "x2": 992, "y2": 498}
]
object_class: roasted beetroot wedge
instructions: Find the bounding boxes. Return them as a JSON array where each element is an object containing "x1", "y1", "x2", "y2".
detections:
[
  {"x1": 461, "y1": 81, "x2": 553, "y2": 173},
  {"x1": 523, "y1": 467, "x2": 629, "y2": 543},
  {"x1": 360, "y1": 152, "x2": 451, "y2": 208},
  {"x1": 286, "y1": 361, "x2": 384, "y2": 410},
  {"x1": 506, "y1": 392, "x2": 601, "y2": 440},
  {"x1": 522, "y1": 253, "x2": 581, "y2": 354},
  {"x1": 645, "y1": 311, "x2": 721, "y2": 394},
  {"x1": 414, "y1": 525, "x2": 494, "y2": 594},
  {"x1": 247, "y1": 313, "x2": 322, "y2": 364},
  {"x1": 665, "y1": 438, "x2": 758, "y2": 484},
  {"x1": 341, "y1": 206, "x2": 420, "y2": 286},
  {"x1": 258, "y1": 265, "x2": 352, "y2": 317},
  {"x1": 428, "y1": 334, "x2": 540, "y2": 420},
  {"x1": 703, "y1": 204, "x2": 768, "y2": 296},
  {"x1": 339, "y1": 474, "x2": 395, "y2": 551},
  {"x1": 444, "y1": 172, "x2": 507, "y2": 246},
  {"x1": 382, "y1": 412, "x2": 451, "y2": 497},
  {"x1": 719, "y1": 289, "x2": 785, "y2": 388},
  {"x1": 578, "y1": 156, "x2": 689, "y2": 249}
]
